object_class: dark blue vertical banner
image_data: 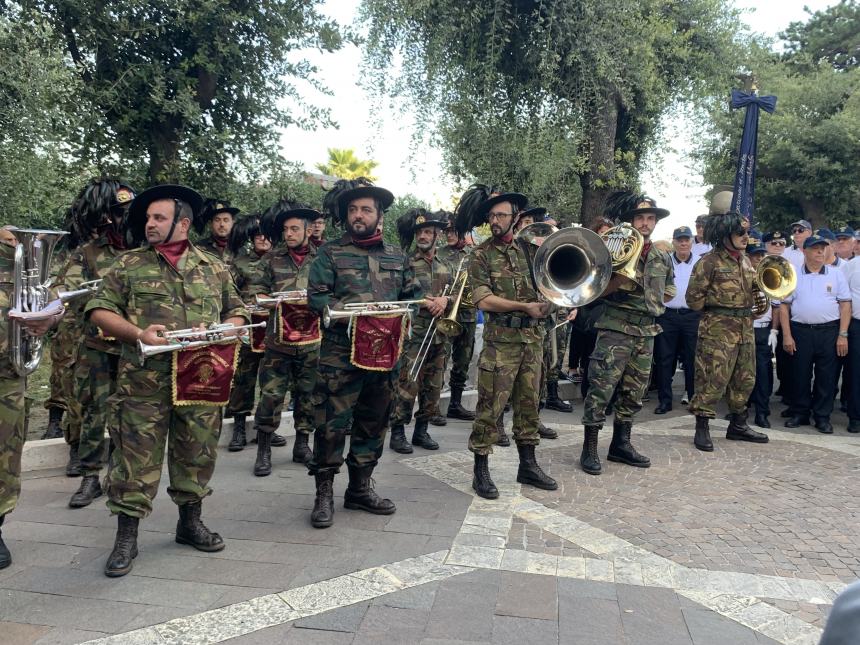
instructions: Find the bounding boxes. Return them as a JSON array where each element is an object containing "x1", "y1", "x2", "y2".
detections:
[{"x1": 730, "y1": 89, "x2": 777, "y2": 223}]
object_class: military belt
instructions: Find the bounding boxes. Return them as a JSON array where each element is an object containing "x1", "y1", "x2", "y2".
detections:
[
  {"x1": 705, "y1": 306, "x2": 752, "y2": 317},
  {"x1": 606, "y1": 308, "x2": 655, "y2": 327},
  {"x1": 487, "y1": 313, "x2": 541, "y2": 329}
]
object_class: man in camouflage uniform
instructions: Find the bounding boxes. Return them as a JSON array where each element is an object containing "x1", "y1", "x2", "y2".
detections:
[
  {"x1": 580, "y1": 192, "x2": 676, "y2": 475},
  {"x1": 1, "y1": 231, "x2": 65, "y2": 569},
  {"x1": 87, "y1": 184, "x2": 248, "y2": 577},
  {"x1": 195, "y1": 199, "x2": 238, "y2": 261},
  {"x1": 456, "y1": 186, "x2": 557, "y2": 499},
  {"x1": 224, "y1": 215, "x2": 273, "y2": 451},
  {"x1": 687, "y1": 191, "x2": 768, "y2": 450},
  {"x1": 438, "y1": 212, "x2": 477, "y2": 421},
  {"x1": 63, "y1": 180, "x2": 136, "y2": 508},
  {"x1": 250, "y1": 203, "x2": 321, "y2": 474},
  {"x1": 389, "y1": 210, "x2": 452, "y2": 453},
  {"x1": 310, "y1": 213, "x2": 327, "y2": 248},
  {"x1": 307, "y1": 180, "x2": 421, "y2": 528}
]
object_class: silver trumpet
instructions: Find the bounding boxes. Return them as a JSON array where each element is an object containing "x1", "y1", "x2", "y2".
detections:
[
  {"x1": 254, "y1": 289, "x2": 307, "y2": 307},
  {"x1": 137, "y1": 321, "x2": 267, "y2": 365},
  {"x1": 323, "y1": 300, "x2": 426, "y2": 335},
  {"x1": 57, "y1": 279, "x2": 102, "y2": 303}
]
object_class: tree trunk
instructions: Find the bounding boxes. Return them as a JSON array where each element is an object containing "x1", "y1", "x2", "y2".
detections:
[
  {"x1": 797, "y1": 195, "x2": 825, "y2": 230},
  {"x1": 579, "y1": 88, "x2": 621, "y2": 226},
  {"x1": 147, "y1": 118, "x2": 183, "y2": 184}
]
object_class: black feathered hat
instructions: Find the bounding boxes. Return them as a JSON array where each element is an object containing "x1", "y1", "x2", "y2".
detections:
[
  {"x1": 396, "y1": 208, "x2": 447, "y2": 250},
  {"x1": 604, "y1": 191, "x2": 669, "y2": 223},
  {"x1": 520, "y1": 206, "x2": 547, "y2": 222},
  {"x1": 194, "y1": 198, "x2": 240, "y2": 234},
  {"x1": 127, "y1": 184, "x2": 204, "y2": 245},
  {"x1": 322, "y1": 177, "x2": 393, "y2": 225},
  {"x1": 261, "y1": 199, "x2": 320, "y2": 244},
  {"x1": 454, "y1": 184, "x2": 527, "y2": 236},
  {"x1": 227, "y1": 214, "x2": 264, "y2": 256},
  {"x1": 69, "y1": 178, "x2": 127, "y2": 242}
]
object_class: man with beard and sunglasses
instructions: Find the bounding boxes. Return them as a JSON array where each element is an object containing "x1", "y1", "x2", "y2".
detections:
[{"x1": 306, "y1": 179, "x2": 421, "y2": 529}]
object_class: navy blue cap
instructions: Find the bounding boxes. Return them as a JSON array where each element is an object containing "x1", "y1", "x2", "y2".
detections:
[
  {"x1": 791, "y1": 219, "x2": 813, "y2": 231},
  {"x1": 762, "y1": 230, "x2": 787, "y2": 244},
  {"x1": 815, "y1": 228, "x2": 835, "y2": 241},
  {"x1": 673, "y1": 226, "x2": 693, "y2": 240},
  {"x1": 835, "y1": 225, "x2": 855, "y2": 239},
  {"x1": 804, "y1": 235, "x2": 829, "y2": 249},
  {"x1": 746, "y1": 229, "x2": 765, "y2": 254}
]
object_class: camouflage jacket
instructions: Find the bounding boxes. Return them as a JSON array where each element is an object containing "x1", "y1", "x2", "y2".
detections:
[
  {"x1": 469, "y1": 236, "x2": 543, "y2": 344},
  {"x1": 0, "y1": 242, "x2": 17, "y2": 379},
  {"x1": 438, "y1": 244, "x2": 477, "y2": 323},
  {"x1": 407, "y1": 248, "x2": 452, "y2": 345},
  {"x1": 231, "y1": 247, "x2": 267, "y2": 302},
  {"x1": 196, "y1": 235, "x2": 233, "y2": 263},
  {"x1": 686, "y1": 245, "x2": 755, "y2": 343},
  {"x1": 597, "y1": 245, "x2": 676, "y2": 337},
  {"x1": 59, "y1": 234, "x2": 126, "y2": 354},
  {"x1": 85, "y1": 243, "x2": 248, "y2": 367},
  {"x1": 250, "y1": 244, "x2": 318, "y2": 354},
  {"x1": 308, "y1": 234, "x2": 421, "y2": 347}
]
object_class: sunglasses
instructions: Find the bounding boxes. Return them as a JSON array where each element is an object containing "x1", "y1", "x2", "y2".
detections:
[
  {"x1": 767, "y1": 240, "x2": 786, "y2": 246},
  {"x1": 791, "y1": 227, "x2": 806, "y2": 234}
]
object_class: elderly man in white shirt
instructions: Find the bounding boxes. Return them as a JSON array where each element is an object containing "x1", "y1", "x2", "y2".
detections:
[
  {"x1": 692, "y1": 214, "x2": 711, "y2": 258},
  {"x1": 841, "y1": 255, "x2": 860, "y2": 432},
  {"x1": 783, "y1": 219, "x2": 812, "y2": 271}
]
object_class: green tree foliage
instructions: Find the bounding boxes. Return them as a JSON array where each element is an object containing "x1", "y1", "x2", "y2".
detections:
[
  {"x1": 781, "y1": 0, "x2": 860, "y2": 71},
  {"x1": 315, "y1": 148, "x2": 379, "y2": 180},
  {"x1": 380, "y1": 194, "x2": 429, "y2": 248},
  {"x1": 22, "y1": 0, "x2": 343, "y2": 183},
  {"x1": 360, "y1": 0, "x2": 744, "y2": 224}
]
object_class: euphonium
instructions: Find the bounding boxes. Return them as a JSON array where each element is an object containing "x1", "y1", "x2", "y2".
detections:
[
  {"x1": 601, "y1": 223, "x2": 645, "y2": 291},
  {"x1": 751, "y1": 255, "x2": 797, "y2": 317},
  {"x1": 9, "y1": 228, "x2": 68, "y2": 376}
]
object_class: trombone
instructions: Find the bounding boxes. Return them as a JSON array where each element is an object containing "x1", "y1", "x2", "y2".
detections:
[
  {"x1": 254, "y1": 289, "x2": 307, "y2": 307},
  {"x1": 436, "y1": 256, "x2": 469, "y2": 337},
  {"x1": 137, "y1": 321, "x2": 266, "y2": 365}
]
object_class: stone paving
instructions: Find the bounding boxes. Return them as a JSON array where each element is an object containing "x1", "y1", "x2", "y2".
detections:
[{"x1": 2, "y1": 374, "x2": 859, "y2": 644}]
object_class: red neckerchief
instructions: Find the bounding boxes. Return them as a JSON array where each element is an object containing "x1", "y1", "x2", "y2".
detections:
[
  {"x1": 106, "y1": 229, "x2": 126, "y2": 250},
  {"x1": 156, "y1": 239, "x2": 190, "y2": 270},
  {"x1": 254, "y1": 248, "x2": 267, "y2": 258},
  {"x1": 452, "y1": 239, "x2": 467, "y2": 250},
  {"x1": 288, "y1": 244, "x2": 310, "y2": 266},
  {"x1": 724, "y1": 245, "x2": 742, "y2": 261},
  {"x1": 214, "y1": 237, "x2": 228, "y2": 249},
  {"x1": 641, "y1": 241, "x2": 652, "y2": 259},
  {"x1": 351, "y1": 231, "x2": 383, "y2": 248},
  {"x1": 311, "y1": 237, "x2": 324, "y2": 248},
  {"x1": 500, "y1": 232, "x2": 514, "y2": 244}
]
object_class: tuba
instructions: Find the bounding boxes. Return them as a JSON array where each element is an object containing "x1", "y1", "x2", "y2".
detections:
[
  {"x1": 527, "y1": 225, "x2": 613, "y2": 308},
  {"x1": 9, "y1": 228, "x2": 68, "y2": 376},
  {"x1": 751, "y1": 255, "x2": 796, "y2": 317},
  {"x1": 601, "y1": 223, "x2": 645, "y2": 291}
]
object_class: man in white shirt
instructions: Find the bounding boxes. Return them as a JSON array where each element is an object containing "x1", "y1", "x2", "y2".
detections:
[
  {"x1": 780, "y1": 235, "x2": 851, "y2": 433},
  {"x1": 654, "y1": 226, "x2": 700, "y2": 413},
  {"x1": 763, "y1": 230, "x2": 787, "y2": 256},
  {"x1": 747, "y1": 233, "x2": 780, "y2": 428},
  {"x1": 834, "y1": 226, "x2": 855, "y2": 261},
  {"x1": 692, "y1": 215, "x2": 711, "y2": 257},
  {"x1": 783, "y1": 219, "x2": 812, "y2": 271},
  {"x1": 841, "y1": 256, "x2": 860, "y2": 432}
]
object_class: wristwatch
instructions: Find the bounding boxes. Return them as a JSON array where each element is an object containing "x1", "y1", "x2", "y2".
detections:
[{"x1": 839, "y1": 331, "x2": 849, "y2": 338}]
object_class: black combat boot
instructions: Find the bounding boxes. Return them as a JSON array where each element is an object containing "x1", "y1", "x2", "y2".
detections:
[
  {"x1": 545, "y1": 382, "x2": 573, "y2": 413},
  {"x1": 496, "y1": 414, "x2": 511, "y2": 447},
  {"x1": 65, "y1": 442, "x2": 81, "y2": 477},
  {"x1": 311, "y1": 471, "x2": 335, "y2": 528},
  {"x1": 607, "y1": 419, "x2": 651, "y2": 468},
  {"x1": 429, "y1": 414, "x2": 447, "y2": 427},
  {"x1": 175, "y1": 502, "x2": 225, "y2": 552},
  {"x1": 69, "y1": 475, "x2": 103, "y2": 508},
  {"x1": 104, "y1": 513, "x2": 139, "y2": 577},
  {"x1": 271, "y1": 433, "x2": 287, "y2": 447},
  {"x1": 389, "y1": 424, "x2": 413, "y2": 454},
  {"x1": 292, "y1": 432, "x2": 312, "y2": 464},
  {"x1": 0, "y1": 515, "x2": 10, "y2": 569},
  {"x1": 253, "y1": 430, "x2": 272, "y2": 476},
  {"x1": 694, "y1": 416, "x2": 713, "y2": 452},
  {"x1": 343, "y1": 464, "x2": 396, "y2": 515},
  {"x1": 726, "y1": 410, "x2": 769, "y2": 443},
  {"x1": 446, "y1": 387, "x2": 476, "y2": 420},
  {"x1": 42, "y1": 407, "x2": 64, "y2": 440},
  {"x1": 516, "y1": 444, "x2": 558, "y2": 490},
  {"x1": 228, "y1": 415, "x2": 247, "y2": 452},
  {"x1": 580, "y1": 425, "x2": 602, "y2": 475},
  {"x1": 472, "y1": 453, "x2": 499, "y2": 499},
  {"x1": 411, "y1": 419, "x2": 439, "y2": 450},
  {"x1": 538, "y1": 421, "x2": 558, "y2": 439}
]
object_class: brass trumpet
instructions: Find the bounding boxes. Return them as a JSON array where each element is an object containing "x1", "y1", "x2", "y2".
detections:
[
  {"x1": 254, "y1": 289, "x2": 307, "y2": 307},
  {"x1": 57, "y1": 279, "x2": 102, "y2": 303},
  {"x1": 137, "y1": 321, "x2": 267, "y2": 365}
]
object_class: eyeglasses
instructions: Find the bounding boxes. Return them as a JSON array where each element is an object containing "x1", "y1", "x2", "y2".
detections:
[
  {"x1": 487, "y1": 211, "x2": 513, "y2": 221},
  {"x1": 767, "y1": 240, "x2": 786, "y2": 246},
  {"x1": 791, "y1": 227, "x2": 806, "y2": 234}
]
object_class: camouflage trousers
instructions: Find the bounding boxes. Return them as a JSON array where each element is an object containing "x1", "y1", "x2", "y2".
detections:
[
  {"x1": 0, "y1": 376, "x2": 25, "y2": 517},
  {"x1": 582, "y1": 329, "x2": 653, "y2": 425},
  {"x1": 45, "y1": 330, "x2": 77, "y2": 413},
  {"x1": 225, "y1": 345, "x2": 264, "y2": 418},
  {"x1": 689, "y1": 335, "x2": 754, "y2": 418},
  {"x1": 469, "y1": 340, "x2": 541, "y2": 455},
  {"x1": 541, "y1": 320, "x2": 571, "y2": 399},
  {"x1": 308, "y1": 338, "x2": 396, "y2": 474},
  {"x1": 445, "y1": 320, "x2": 476, "y2": 390},
  {"x1": 253, "y1": 345, "x2": 318, "y2": 436},
  {"x1": 74, "y1": 346, "x2": 118, "y2": 477},
  {"x1": 391, "y1": 337, "x2": 445, "y2": 427},
  {"x1": 105, "y1": 359, "x2": 221, "y2": 518}
]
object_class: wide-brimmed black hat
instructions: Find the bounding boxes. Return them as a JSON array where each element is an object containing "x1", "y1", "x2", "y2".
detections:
[
  {"x1": 475, "y1": 193, "x2": 528, "y2": 220},
  {"x1": 110, "y1": 184, "x2": 137, "y2": 211},
  {"x1": 128, "y1": 184, "x2": 203, "y2": 241},
  {"x1": 396, "y1": 207, "x2": 446, "y2": 250},
  {"x1": 261, "y1": 201, "x2": 321, "y2": 242},
  {"x1": 519, "y1": 206, "x2": 547, "y2": 221},
  {"x1": 194, "y1": 198, "x2": 240, "y2": 234},
  {"x1": 619, "y1": 203, "x2": 670, "y2": 223},
  {"x1": 336, "y1": 185, "x2": 394, "y2": 221}
]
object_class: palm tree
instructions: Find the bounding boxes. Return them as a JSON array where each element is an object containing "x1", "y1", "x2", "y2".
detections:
[{"x1": 315, "y1": 148, "x2": 379, "y2": 181}]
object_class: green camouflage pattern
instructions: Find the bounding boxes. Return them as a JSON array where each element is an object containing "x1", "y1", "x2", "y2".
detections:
[
  {"x1": 469, "y1": 340, "x2": 542, "y2": 454},
  {"x1": 444, "y1": 320, "x2": 476, "y2": 390},
  {"x1": 405, "y1": 248, "x2": 452, "y2": 344},
  {"x1": 85, "y1": 243, "x2": 247, "y2": 517},
  {"x1": 582, "y1": 329, "x2": 654, "y2": 424},
  {"x1": 469, "y1": 238, "x2": 542, "y2": 344},
  {"x1": 74, "y1": 346, "x2": 118, "y2": 476},
  {"x1": 541, "y1": 310, "x2": 571, "y2": 398},
  {"x1": 437, "y1": 244, "x2": 477, "y2": 323},
  {"x1": 196, "y1": 235, "x2": 233, "y2": 263},
  {"x1": 230, "y1": 246, "x2": 266, "y2": 301},
  {"x1": 43, "y1": 245, "x2": 77, "y2": 411},
  {"x1": 596, "y1": 247, "x2": 676, "y2": 337},
  {"x1": 687, "y1": 246, "x2": 756, "y2": 418},
  {"x1": 253, "y1": 346, "x2": 318, "y2": 436},
  {"x1": 225, "y1": 344, "x2": 263, "y2": 417},
  {"x1": 391, "y1": 332, "x2": 446, "y2": 426},
  {"x1": 307, "y1": 234, "x2": 421, "y2": 473}
]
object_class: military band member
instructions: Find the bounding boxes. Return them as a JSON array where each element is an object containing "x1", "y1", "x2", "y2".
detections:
[
  {"x1": 87, "y1": 184, "x2": 248, "y2": 577},
  {"x1": 456, "y1": 185, "x2": 557, "y2": 499},
  {"x1": 225, "y1": 215, "x2": 272, "y2": 451},
  {"x1": 438, "y1": 211, "x2": 477, "y2": 421},
  {"x1": 746, "y1": 232, "x2": 780, "y2": 429},
  {"x1": 0, "y1": 231, "x2": 64, "y2": 569},
  {"x1": 306, "y1": 179, "x2": 420, "y2": 528},
  {"x1": 310, "y1": 213, "x2": 327, "y2": 248},
  {"x1": 195, "y1": 199, "x2": 239, "y2": 260},
  {"x1": 64, "y1": 179, "x2": 136, "y2": 508},
  {"x1": 250, "y1": 202, "x2": 321, "y2": 473},
  {"x1": 389, "y1": 210, "x2": 452, "y2": 453},
  {"x1": 580, "y1": 191, "x2": 675, "y2": 475},
  {"x1": 687, "y1": 192, "x2": 768, "y2": 450}
]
